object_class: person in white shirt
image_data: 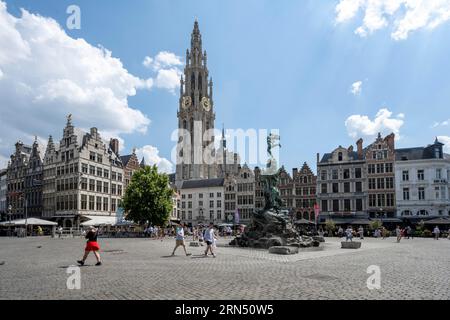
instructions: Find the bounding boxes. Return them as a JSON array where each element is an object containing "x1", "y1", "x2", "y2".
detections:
[
  {"x1": 171, "y1": 223, "x2": 191, "y2": 257},
  {"x1": 433, "y1": 226, "x2": 440, "y2": 240},
  {"x1": 203, "y1": 222, "x2": 216, "y2": 258}
]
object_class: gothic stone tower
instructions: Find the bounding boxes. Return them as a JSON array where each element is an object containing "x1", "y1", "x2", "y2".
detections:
[{"x1": 176, "y1": 20, "x2": 216, "y2": 185}]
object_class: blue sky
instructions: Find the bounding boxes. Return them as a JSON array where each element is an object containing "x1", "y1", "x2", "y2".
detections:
[{"x1": 1, "y1": 0, "x2": 450, "y2": 173}]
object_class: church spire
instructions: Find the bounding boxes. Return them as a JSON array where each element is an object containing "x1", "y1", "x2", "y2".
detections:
[{"x1": 190, "y1": 19, "x2": 202, "y2": 65}]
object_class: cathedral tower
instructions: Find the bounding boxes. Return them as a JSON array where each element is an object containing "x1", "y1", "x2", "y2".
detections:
[{"x1": 176, "y1": 20, "x2": 216, "y2": 184}]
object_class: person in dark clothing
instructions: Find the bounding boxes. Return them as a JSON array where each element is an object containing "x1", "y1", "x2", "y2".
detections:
[{"x1": 77, "y1": 226, "x2": 102, "y2": 266}]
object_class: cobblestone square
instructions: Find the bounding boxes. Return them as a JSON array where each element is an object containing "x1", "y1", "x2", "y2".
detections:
[{"x1": 1, "y1": 236, "x2": 449, "y2": 300}]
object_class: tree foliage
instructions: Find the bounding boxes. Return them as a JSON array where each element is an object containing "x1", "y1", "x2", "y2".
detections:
[
  {"x1": 122, "y1": 165, "x2": 173, "y2": 226},
  {"x1": 369, "y1": 219, "x2": 383, "y2": 230},
  {"x1": 325, "y1": 219, "x2": 336, "y2": 233}
]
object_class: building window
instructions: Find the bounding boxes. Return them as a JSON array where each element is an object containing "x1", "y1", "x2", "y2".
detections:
[
  {"x1": 332, "y1": 183, "x2": 339, "y2": 193},
  {"x1": 376, "y1": 164, "x2": 384, "y2": 174},
  {"x1": 103, "y1": 182, "x2": 109, "y2": 193},
  {"x1": 321, "y1": 183, "x2": 327, "y2": 194},
  {"x1": 377, "y1": 178, "x2": 385, "y2": 189},
  {"x1": 217, "y1": 200, "x2": 222, "y2": 208},
  {"x1": 103, "y1": 197, "x2": 108, "y2": 211},
  {"x1": 386, "y1": 177, "x2": 394, "y2": 189},
  {"x1": 368, "y1": 164, "x2": 375, "y2": 174},
  {"x1": 355, "y1": 181, "x2": 362, "y2": 193},
  {"x1": 344, "y1": 182, "x2": 350, "y2": 193},
  {"x1": 417, "y1": 170, "x2": 424, "y2": 180},
  {"x1": 89, "y1": 179, "x2": 95, "y2": 191},
  {"x1": 199, "y1": 193, "x2": 203, "y2": 198},
  {"x1": 338, "y1": 152, "x2": 343, "y2": 161},
  {"x1": 344, "y1": 199, "x2": 351, "y2": 211},
  {"x1": 96, "y1": 181, "x2": 102, "y2": 193},
  {"x1": 89, "y1": 196, "x2": 95, "y2": 210},
  {"x1": 418, "y1": 187, "x2": 425, "y2": 200},
  {"x1": 402, "y1": 170, "x2": 409, "y2": 181},
  {"x1": 104, "y1": 170, "x2": 109, "y2": 179},
  {"x1": 321, "y1": 200, "x2": 328, "y2": 212},
  {"x1": 356, "y1": 199, "x2": 363, "y2": 211},
  {"x1": 217, "y1": 192, "x2": 221, "y2": 197},
  {"x1": 96, "y1": 197, "x2": 102, "y2": 211},
  {"x1": 385, "y1": 163, "x2": 393, "y2": 173},
  {"x1": 332, "y1": 200, "x2": 339, "y2": 212},
  {"x1": 89, "y1": 165, "x2": 95, "y2": 175},
  {"x1": 369, "y1": 194, "x2": 376, "y2": 207},
  {"x1": 97, "y1": 154, "x2": 102, "y2": 163},
  {"x1": 111, "y1": 199, "x2": 116, "y2": 212},
  {"x1": 355, "y1": 168, "x2": 362, "y2": 178},
  {"x1": 436, "y1": 169, "x2": 442, "y2": 179},
  {"x1": 81, "y1": 195, "x2": 87, "y2": 210},
  {"x1": 321, "y1": 170, "x2": 327, "y2": 181},
  {"x1": 377, "y1": 194, "x2": 385, "y2": 207},
  {"x1": 332, "y1": 170, "x2": 338, "y2": 180},
  {"x1": 386, "y1": 193, "x2": 394, "y2": 207},
  {"x1": 89, "y1": 152, "x2": 96, "y2": 161},
  {"x1": 97, "y1": 167, "x2": 102, "y2": 177},
  {"x1": 369, "y1": 178, "x2": 376, "y2": 190},
  {"x1": 343, "y1": 169, "x2": 350, "y2": 179},
  {"x1": 403, "y1": 188, "x2": 410, "y2": 200}
]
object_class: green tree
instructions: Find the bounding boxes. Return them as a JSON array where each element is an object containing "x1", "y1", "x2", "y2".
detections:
[
  {"x1": 122, "y1": 165, "x2": 173, "y2": 226},
  {"x1": 369, "y1": 220, "x2": 383, "y2": 230},
  {"x1": 325, "y1": 219, "x2": 336, "y2": 235}
]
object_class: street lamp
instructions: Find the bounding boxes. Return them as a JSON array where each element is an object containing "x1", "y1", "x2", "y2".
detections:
[{"x1": 7, "y1": 205, "x2": 12, "y2": 237}]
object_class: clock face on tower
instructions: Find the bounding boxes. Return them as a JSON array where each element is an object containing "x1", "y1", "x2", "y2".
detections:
[
  {"x1": 201, "y1": 97, "x2": 211, "y2": 111},
  {"x1": 181, "y1": 96, "x2": 192, "y2": 109}
]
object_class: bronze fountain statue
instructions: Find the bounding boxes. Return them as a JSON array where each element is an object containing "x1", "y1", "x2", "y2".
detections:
[{"x1": 230, "y1": 134, "x2": 320, "y2": 250}]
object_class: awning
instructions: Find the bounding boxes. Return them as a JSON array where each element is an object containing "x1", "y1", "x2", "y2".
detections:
[
  {"x1": 0, "y1": 218, "x2": 57, "y2": 226},
  {"x1": 294, "y1": 219, "x2": 314, "y2": 225},
  {"x1": 80, "y1": 215, "x2": 117, "y2": 226},
  {"x1": 424, "y1": 218, "x2": 450, "y2": 225}
]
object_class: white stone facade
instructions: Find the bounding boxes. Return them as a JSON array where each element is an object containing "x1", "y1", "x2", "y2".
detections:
[{"x1": 395, "y1": 159, "x2": 450, "y2": 218}]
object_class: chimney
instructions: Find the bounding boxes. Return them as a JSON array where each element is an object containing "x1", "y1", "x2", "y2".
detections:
[
  {"x1": 385, "y1": 133, "x2": 395, "y2": 150},
  {"x1": 292, "y1": 168, "x2": 298, "y2": 176},
  {"x1": 356, "y1": 138, "x2": 363, "y2": 159},
  {"x1": 316, "y1": 153, "x2": 320, "y2": 164},
  {"x1": 110, "y1": 138, "x2": 119, "y2": 155}
]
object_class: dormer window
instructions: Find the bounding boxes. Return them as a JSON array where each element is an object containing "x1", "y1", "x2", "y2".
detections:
[
  {"x1": 338, "y1": 152, "x2": 343, "y2": 161},
  {"x1": 435, "y1": 147, "x2": 441, "y2": 159}
]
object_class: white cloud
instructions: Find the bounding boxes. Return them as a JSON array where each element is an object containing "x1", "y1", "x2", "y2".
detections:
[
  {"x1": 437, "y1": 136, "x2": 450, "y2": 153},
  {"x1": 142, "y1": 51, "x2": 183, "y2": 93},
  {"x1": 345, "y1": 108, "x2": 405, "y2": 139},
  {"x1": 432, "y1": 119, "x2": 450, "y2": 128},
  {"x1": 0, "y1": 2, "x2": 180, "y2": 167},
  {"x1": 351, "y1": 80, "x2": 363, "y2": 95},
  {"x1": 335, "y1": 0, "x2": 450, "y2": 40},
  {"x1": 135, "y1": 145, "x2": 173, "y2": 174}
]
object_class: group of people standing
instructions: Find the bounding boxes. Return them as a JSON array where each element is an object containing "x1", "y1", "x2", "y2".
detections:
[{"x1": 171, "y1": 222, "x2": 218, "y2": 258}]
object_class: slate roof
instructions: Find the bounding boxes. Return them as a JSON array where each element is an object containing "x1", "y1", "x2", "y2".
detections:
[
  {"x1": 120, "y1": 155, "x2": 132, "y2": 166},
  {"x1": 181, "y1": 178, "x2": 225, "y2": 189},
  {"x1": 319, "y1": 151, "x2": 362, "y2": 163}
]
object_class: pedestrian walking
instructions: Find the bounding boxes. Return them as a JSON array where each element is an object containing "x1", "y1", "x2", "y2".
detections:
[
  {"x1": 382, "y1": 227, "x2": 388, "y2": 239},
  {"x1": 171, "y1": 223, "x2": 191, "y2": 256},
  {"x1": 337, "y1": 226, "x2": 344, "y2": 238},
  {"x1": 77, "y1": 226, "x2": 102, "y2": 266},
  {"x1": 204, "y1": 222, "x2": 216, "y2": 257},
  {"x1": 345, "y1": 226, "x2": 353, "y2": 242},
  {"x1": 358, "y1": 226, "x2": 364, "y2": 240},
  {"x1": 395, "y1": 225, "x2": 402, "y2": 243},
  {"x1": 433, "y1": 226, "x2": 440, "y2": 240},
  {"x1": 406, "y1": 226, "x2": 413, "y2": 239},
  {"x1": 198, "y1": 226, "x2": 204, "y2": 246}
]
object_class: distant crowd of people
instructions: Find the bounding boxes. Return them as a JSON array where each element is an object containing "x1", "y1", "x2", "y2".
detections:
[{"x1": 315, "y1": 225, "x2": 450, "y2": 242}]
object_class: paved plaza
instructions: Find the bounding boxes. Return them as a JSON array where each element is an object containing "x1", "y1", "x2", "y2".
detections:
[{"x1": 0, "y1": 236, "x2": 449, "y2": 300}]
